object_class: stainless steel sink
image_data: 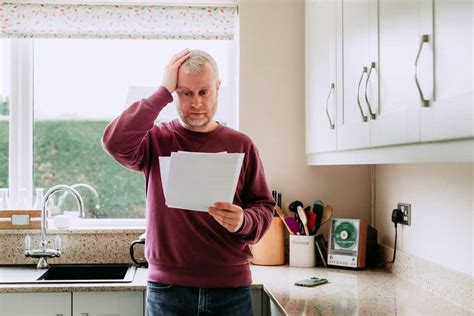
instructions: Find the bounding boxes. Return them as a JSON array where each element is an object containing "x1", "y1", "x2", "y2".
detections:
[
  {"x1": 0, "y1": 264, "x2": 137, "y2": 284},
  {"x1": 36, "y1": 264, "x2": 136, "y2": 283}
]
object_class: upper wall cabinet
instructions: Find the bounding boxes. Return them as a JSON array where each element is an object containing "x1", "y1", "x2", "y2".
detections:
[
  {"x1": 305, "y1": 0, "x2": 473, "y2": 164},
  {"x1": 371, "y1": 0, "x2": 432, "y2": 147},
  {"x1": 421, "y1": 0, "x2": 473, "y2": 142},
  {"x1": 337, "y1": 0, "x2": 375, "y2": 150},
  {"x1": 305, "y1": 0, "x2": 337, "y2": 153}
]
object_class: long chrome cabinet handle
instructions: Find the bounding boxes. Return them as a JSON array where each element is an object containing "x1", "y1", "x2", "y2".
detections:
[
  {"x1": 357, "y1": 67, "x2": 369, "y2": 122},
  {"x1": 364, "y1": 62, "x2": 377, "y2": 119},
  {"x1": 325, "y1": 83, "x2": 336, "y2": 129},
  {"x1": 414, "y1": 34, "x2": 430, "y2": 107}
]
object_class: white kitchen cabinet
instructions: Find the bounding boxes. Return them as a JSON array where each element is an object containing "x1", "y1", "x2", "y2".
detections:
[
  {"x1": 0, "y1": 292, "x2": 71, "y2": 316},
  {"x1": 305, "y1": 0, "x2": 338, "y2": 153},
  {"x1": 336, "y1": 0, "x2": 376, "y2": 150},
  {"x1": 420, "y1": 0, "x2": 473, "y2": 141},
  {"x1": 305, "y1": 0, "x2": 473, "y2": 164},
  {"x1": 370, "y1": 0, "x2": 432, "y2": 147},
  {"x1": 72, "y1": 292, "x2": 143, "y2": 316}
]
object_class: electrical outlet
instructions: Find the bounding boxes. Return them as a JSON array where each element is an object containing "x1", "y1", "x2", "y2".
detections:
[{"x1": 397, "y1": 203, "x2": 411, "y2": 226}]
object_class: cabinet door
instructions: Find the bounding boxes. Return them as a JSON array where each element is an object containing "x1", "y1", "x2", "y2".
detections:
[
  {"x1": 251, "y1": 288, "x2": 262, "y2": 316},
  {"x1": 73, "y1": 292, "x2": 143, "y2": 316},
  {"x1": 0, "y1": 293, "x2": 71, "y2": 316},
  {"x1": 421, "y1": 0, "x2": 473, "y2": 141},
  {"x1": 337, "y1": 0, "x2": 376, "y2": 150},
  {"x1": 306, "y1": 0, "x2": 337, "y2": 153},
  {"x1": 370, "y1": 0, "x2": 431, "y2": 147}
]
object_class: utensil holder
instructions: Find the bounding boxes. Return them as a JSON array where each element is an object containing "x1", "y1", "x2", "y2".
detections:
[
  {"x1": 250, "y1": 216, "x2": 285, "y2": 265},
  {"x1": 289, "y1": 235, "x2": 316, "y2": 267}
]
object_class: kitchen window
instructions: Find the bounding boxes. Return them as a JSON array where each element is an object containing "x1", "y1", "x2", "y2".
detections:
[
  {"x1": 0, "y1": 39, "x2": 9, "y2": 193},
  {"x1": 1, "y1": 2, "x2": 239, "y2": 225}
]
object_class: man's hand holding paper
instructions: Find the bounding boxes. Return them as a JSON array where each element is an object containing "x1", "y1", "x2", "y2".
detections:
[{"x1": 208, "y1": 202, "x2": 244, "y2": 233}]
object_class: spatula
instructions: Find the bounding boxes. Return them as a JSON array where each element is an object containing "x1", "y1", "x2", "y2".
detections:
[
  {"x1": 312, "y1": 201, "x2": 324, "y2": 235},
  {"x1": 274, "y1": 206, "x2": 294, "y2": 235},
  {"x1": 284, "y1": 216, "x2": 301, "y2": 235},
  {"x1": 297, "y1": 206, "x2": 310, "y2": 235},
  {"x1": 321, "y1": 205, "x2": 334, "y2": 226},
  {"x1": 305, "y1": 210, "x2": 317, "y2": 234}
]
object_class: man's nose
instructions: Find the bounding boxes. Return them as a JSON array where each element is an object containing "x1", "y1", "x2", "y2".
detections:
[{"x1": 190, "y1": 95, "x2": 203, "y2": 107}]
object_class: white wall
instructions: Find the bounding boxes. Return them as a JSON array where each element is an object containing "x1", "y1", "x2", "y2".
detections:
[
  {"x1": 376, "y1": 163, "x2": 473, "y2": 277},
  {"x1": 238, "y1": 0, "x2": 371, "y2": 222}
]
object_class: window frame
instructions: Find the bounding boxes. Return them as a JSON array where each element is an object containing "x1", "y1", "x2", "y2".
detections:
[{"x1": 8, "y1": 37, "x2": 239, "y2": 227}]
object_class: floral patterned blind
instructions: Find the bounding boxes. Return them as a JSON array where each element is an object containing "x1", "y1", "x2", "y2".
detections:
[{"x1": 0, "y1": 2, "x2": 237, "y2": 39}]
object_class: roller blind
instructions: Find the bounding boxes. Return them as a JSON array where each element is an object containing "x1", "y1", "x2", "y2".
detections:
[{"x1": 0, "y1": 2, "x2": 237, "y2": 39}]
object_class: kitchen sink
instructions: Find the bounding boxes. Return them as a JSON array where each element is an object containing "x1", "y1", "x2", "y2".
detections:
[
  {"x1": 36, "y1": 264, "x2": 137, "y2": 283},
  {"x1": 0, "y1": 264, "x2": 137, "y2": 284}
]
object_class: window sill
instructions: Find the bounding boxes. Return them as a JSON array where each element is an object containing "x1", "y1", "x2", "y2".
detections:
[{"x1": 0, "y1": 218, "x2": 146, "y2": 235}]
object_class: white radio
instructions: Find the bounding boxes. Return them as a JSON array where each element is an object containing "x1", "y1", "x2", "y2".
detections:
[{"x1": 327, "y1": 218, "x2": 377, "y2": 269}]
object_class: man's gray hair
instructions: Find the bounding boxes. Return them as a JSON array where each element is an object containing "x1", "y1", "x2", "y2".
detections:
[{"x1": 183, "y1": 49, "x2": 219, "y2": 80}]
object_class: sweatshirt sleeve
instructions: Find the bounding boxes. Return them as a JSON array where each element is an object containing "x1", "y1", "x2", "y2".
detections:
[
  {"x1": 101, "y1": 86, "x2": 173, "y2": 172},
  {"x1": 234, "y1": 143, "x2": 275, "y2": 244}
]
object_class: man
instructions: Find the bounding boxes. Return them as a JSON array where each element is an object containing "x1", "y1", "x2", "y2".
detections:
[{"x1": 102, "y1": 49, "x2": 274, "y2": 315}]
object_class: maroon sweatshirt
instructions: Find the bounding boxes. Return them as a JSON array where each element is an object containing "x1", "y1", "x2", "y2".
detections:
[{"x1": 102, "y1": 86, "x2": 275, "y2": 288}]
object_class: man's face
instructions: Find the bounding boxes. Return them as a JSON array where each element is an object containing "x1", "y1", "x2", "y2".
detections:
[{"x1": 175, "y1": 62, "x2": 221, "y2": 130}]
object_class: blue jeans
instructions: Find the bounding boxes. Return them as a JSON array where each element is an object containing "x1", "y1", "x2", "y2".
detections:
[{"x1": 146, "y1": 281, "x2": 253, "y2": 316}]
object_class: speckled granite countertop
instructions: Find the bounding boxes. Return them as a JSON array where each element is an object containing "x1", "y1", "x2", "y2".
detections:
[
  {"x1": 0, "y1": 265, "x2": 470, "y2": 315},
  {"x1": 250, "y1": 265, "x2": 471, "y2": 315}
]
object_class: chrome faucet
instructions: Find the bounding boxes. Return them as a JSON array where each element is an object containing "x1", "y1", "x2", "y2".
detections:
[
  {"x1": 24, "y1": 185, "x2": 84, "y2": 269},
  {"x1": 57, "y1": 183, "x2": 100, "y2": 213}
]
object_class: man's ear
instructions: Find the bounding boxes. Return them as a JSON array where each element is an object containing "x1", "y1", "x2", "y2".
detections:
[{"x1": 216, "y1": 79, "x2": 221, "y2": 91}]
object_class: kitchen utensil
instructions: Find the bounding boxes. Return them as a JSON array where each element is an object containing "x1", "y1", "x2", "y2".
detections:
[
  {"x1": 289, "y1": 200, "x2": 304, "y2": 213},
  {"x1": 321, "y1": 205, "x2": 334, "y2": 226},
  {"x1": 288, "y1": 200, "x2": 304, "y2": 229},
  {"x1": 306, "y1": 210, "x2": 317, "y2": 234},
  {"x1": 312, "y1": 201, "x2": 324, "y2": 235},
  {"x1": 275, "y1": 206, "x2": 294, "y2": 235},
  {"x1": 297, "y1": 206, "x2": 310, "y2": 235},
  {"x1": 284, "y1": 216, "x2": 301, "y2": 235},
  {"x1": 272, "y1": 190, "x2": 277, "y2": 216}
]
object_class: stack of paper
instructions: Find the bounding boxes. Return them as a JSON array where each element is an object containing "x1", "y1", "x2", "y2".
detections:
[{"x1": 159, "y1": 151, "x2": 245, "y2": 212}]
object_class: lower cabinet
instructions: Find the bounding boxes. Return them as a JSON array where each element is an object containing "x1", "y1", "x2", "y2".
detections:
[
  {"x1": 251, "y1": 288, "x2": 262, "y2": 316},
  {"x1": 1, "y1": 289, "x2": 282, "y2": 316},
  {"x1": 0, "y1": 292, "x2": 144, "y2": 316},
  {"x1": 0, "y1": 292, "x2": 71, "y2": 316},
  {"x1": 252, "y1": 288, "x2": 285, "y2": 316},
  {"x1": 73, "y1": 292, "x2": 144, "y2": 316}
]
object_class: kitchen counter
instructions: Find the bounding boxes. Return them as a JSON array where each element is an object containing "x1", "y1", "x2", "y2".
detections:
[{"x1": 0, "y1": 265, "x2": 470, "y2": 315}]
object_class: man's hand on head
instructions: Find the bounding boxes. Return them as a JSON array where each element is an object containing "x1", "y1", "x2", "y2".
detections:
[
  {"x1": 208, "y1": 202, "x2": 244, "y2": 233},
  {"x1": 162, "y1": 48, "x2": 190, "y2": 94}
]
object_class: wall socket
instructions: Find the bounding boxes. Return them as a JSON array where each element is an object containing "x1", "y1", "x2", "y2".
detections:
[{"x1": 397, "y1": 203, "x2": 411, "y2": 226}]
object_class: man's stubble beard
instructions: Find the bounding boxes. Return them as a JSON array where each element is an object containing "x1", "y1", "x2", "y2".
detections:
[{"x1": 176, "y1": 99, "x2": 218, "y2": 128}]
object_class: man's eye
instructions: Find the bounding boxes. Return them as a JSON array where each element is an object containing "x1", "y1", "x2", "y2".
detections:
[{"x1": 199, "y1": 90, "x2": 209, "y2": 96}]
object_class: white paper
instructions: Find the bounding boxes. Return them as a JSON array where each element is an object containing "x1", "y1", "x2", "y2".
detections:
[
  {"x1": 158, "y1": 156, "x2": 171, "y2": 199},
  {"x1": 159, "y1": 151, "x2": 244, "y2": 212}
]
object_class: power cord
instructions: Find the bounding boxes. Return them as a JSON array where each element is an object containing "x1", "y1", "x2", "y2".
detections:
[{"x1": 377, "y1": 209, "x2": 403, "y2": 267}]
